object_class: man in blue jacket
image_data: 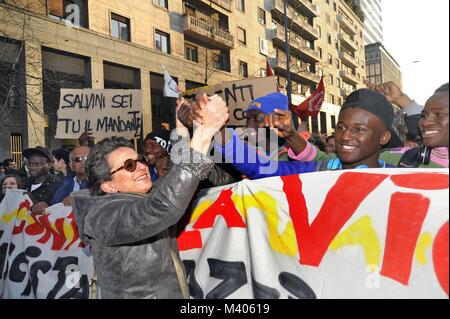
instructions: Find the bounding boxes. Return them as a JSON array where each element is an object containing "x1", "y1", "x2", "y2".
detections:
[
  {"x1": 215, "y1": 89, "x2": 400, "y2": 179},
  {"x1": 51, "y1": 146, "x2": 90, "y2": 206}
]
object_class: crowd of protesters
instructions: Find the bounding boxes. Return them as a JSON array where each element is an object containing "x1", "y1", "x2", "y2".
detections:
[{"x1": 0, "y1": 81, "x2": 448, "y2": 299}]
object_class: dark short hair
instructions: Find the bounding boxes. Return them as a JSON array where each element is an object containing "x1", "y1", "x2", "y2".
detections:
[
  {"x1": 52, "y1": 148, "x2": 70, "y2": 165},
  {"x1": 86, "y1": 136, "x2": 133, "y2": 196},
  {"x1": 435, "y1": 83, "x2": 449, "y2": 93},
  {"x1": 3, "y1": 158, "x2": 15, "y2": 167}
]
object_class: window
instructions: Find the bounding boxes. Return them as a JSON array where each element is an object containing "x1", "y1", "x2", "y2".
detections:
[
  {"x1": 329, "y1": 75, "x2": 334, "y2": 86},
  {"x1": 335, "y1": 40, "x2": 339, "y2": 50},
  {"x1": 239, "y1": 61, "x2": 248, "y2": 78},
  {"x1": 331, "y1": 115, "x2": 336, "y2": 129},
  {"x1": 259, "y1": 37, "x2": 268, "y2": 55},
  {"x1": 328, "y1": 54, "x2": 333, "y2": 65},
  {"x1": 318, "y1": 47, "x2": 323, "y2": 59},
  {"x1": 258, "y1": 7, "x2": 266, "y2": 25},
  {"x1": 10, "y1": 133, "x2": 23, "y2": 169},
  {"x1": 317, "y1": 26, "x2": 322, "y2": 37},
  {"x1": 153, "y1": 0, "x2": 168, "y2": 9},
  {"x1": 327, "y1": 34, "x2": 332, "y2": 45},
  {"x1": 155, "y1": 30, "x2": 170, "y2": 54},
  {"x1": 213, "y1": 54, "x2": 223, "y2": 70},
  {"x1": 260, "y1": 68, "x2": 266, "y2": 77},
  {"x1": 111, "y1": 13, "x2": 130, "y2": 41},
  {"x1": 333, "y1": 2, "x2": 337, "y2": 11},
  {"x1": 185, "y1": 43, "x2": 198, "y2": 62},
  {"x1": 336, "y1": 78, "x2": 341, "y2": 88},
  {"x1": 236, "y1": 0, "x2": 245, "y2": 12},
  {"x1": 326, "y1": 14, "x2": 331, "y2": 25},
  {"x1": 237, "y1": 27, "x2": 247, "y2": 45}
]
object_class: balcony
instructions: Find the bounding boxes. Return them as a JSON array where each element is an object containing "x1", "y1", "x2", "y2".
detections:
[
  {"x1": 201, "y1": 0, "x2": 232, "y2": 12},
  {"x1": 271, "y1": 0, "x2": 319, "y2": 41},
  {"x1": 272, "y1": 27, "x2": 320, "y2": 64},
  {"x1": 338, "y1": 32, "x2": 357, "y2": 52},
  {"x1": 294, "y1": 0, "x2": 319, "y2": 18},
  {"x1": 340, "y1": 70, "x2": 359, "y2": 85},
  {"x1": 337, "y1": 14, "x2": 356, "y2": 36},
  {"x1": 274, "y1": 59, "x2": 320, "y2": 85},
  {"x1": 183, "y1": 14, "x2": 234, "y2": 49},
  {"x1": 339, "y1": 51, "x2": 358, "y2": 68}
]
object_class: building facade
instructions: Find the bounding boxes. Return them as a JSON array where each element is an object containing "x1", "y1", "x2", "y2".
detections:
[
  {"x1": 355, "y1": 0, "x2": 383, "y2": 45},
  {"x1": 365, "y1": 42, "x2": 402, "y2": 89},
  {"x1": 0, "y1": 0, "x2": 366, "y2": 161}
]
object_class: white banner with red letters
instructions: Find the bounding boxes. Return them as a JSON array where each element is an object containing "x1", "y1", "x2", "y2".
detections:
[
  {"x1": 178, "y1": 168, "x2": 449, "y2": 299},
  {"x1": 0, "y1": 189, "x2": 94, "y2": 299}
]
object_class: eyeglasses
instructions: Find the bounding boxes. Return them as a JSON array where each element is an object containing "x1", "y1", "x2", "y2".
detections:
[
  {"x1": 110, "y1": 155, "x2": 148, "y2": 176},
  {"x1": 73, "y1": 156, "x2": 88, "y2": 163}
]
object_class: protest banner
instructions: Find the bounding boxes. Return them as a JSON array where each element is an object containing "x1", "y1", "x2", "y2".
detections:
[
  {"x1": 0, "y1": 190, "x2": 94, "y2": 299},
  {"x1": 183, "y1": 77, "x2": 278, "y2": 126},
  {"x1": 178, "y1": 168, "x2": 449, "y2": 299},
  {"x1": 56, "y1": 89, "x2": 142, "y2": 140}
]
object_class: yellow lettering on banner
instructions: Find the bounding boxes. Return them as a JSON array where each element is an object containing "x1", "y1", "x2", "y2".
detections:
[
  {"x1": 414, "y1": 233, "x2": 433, "y2": 265},
  {"x1": 330, "y1": 216, "x2": 381, "y2": 266},
  {"x1": 232, "y1": 192, "x2": 298, "y2": 256},
  {"x1": 63, "y1": 220, "x2": 75, "y2": 243},
  {"x1": 0, "y1": 207, "x2": 33, "y2": 225}
]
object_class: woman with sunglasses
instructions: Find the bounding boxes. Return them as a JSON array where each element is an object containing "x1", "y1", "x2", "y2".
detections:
[{"x1": 71, "y1": 94, "x2": 229, "y2": 299}]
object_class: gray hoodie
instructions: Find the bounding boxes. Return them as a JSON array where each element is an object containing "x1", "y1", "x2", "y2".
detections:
[{"x1": 71, "y1": 156, "x2": 213, "y2": 299}]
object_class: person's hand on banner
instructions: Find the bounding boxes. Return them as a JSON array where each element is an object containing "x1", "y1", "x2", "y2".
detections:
[
  {"x1": 79, "y1": 131, "x2": 95, "y2": 146},
  {"x1": 31, "y1": 201, "x2": 49, "y2": 215},
  {"x1": 63, "y1": 196, "x2": 73, "y2": 207}
]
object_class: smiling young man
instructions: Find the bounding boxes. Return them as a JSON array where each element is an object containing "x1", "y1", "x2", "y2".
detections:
[
  {"x1": 71, "y1": 94, "x2": 229, "y2": 299},
  {"x1": 215, "y1": 89, "x2": 400, "y2": 179}
]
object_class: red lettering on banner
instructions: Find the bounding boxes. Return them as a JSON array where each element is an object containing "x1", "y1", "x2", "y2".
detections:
[
  {"x1": 64, "y1": 212, "x2": 83, "y2": 250},
  {"x1": 12, "y1": 200, "x2": 32, "y2": 234},
  {"x1": 282, "y1": 172, "x2": 388, "y2": 266},
  {"x1": 432, "y1": 221, "x2": 449, "y2": 296},
  {"x1": 390, "y1": 174, "x2": 449, "y2": 190},
  {"x1": 380, "y1": 193, "x2": 429, "y2": 285},
  {"x1": 193, "y1": 189, "x2": 246, "y2": 229},
  {"x1": 177, "y1": 230, "x2": 203, "y2": 251}
]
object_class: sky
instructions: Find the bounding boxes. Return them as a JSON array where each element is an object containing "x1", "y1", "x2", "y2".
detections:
[{"x1": 382, "y1": 0, "x2": 449, "y2": 105}]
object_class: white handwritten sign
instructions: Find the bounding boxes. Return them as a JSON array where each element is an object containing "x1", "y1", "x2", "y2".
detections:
[
  {"x1": 183, "y1": 77, "x2": 278, "y2": 126},
  {"x1": 56, "y1": 89, "x2": 142, "y2": 140}
]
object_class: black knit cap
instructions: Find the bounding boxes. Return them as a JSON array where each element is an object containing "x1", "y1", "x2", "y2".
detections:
[
  {"x1": 23, "y1": 146, "x2": 54, "y2": 162},
  {"x1": 144, "y1": 128, "x2": 172, "y2": 152},
  {"x1": 341, "y1": 89, "x2": 403, "y2": 148}
]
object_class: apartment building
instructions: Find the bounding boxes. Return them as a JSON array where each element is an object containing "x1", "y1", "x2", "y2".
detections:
[
  {"x1": 0, "y1": 0, "x2": 366, "y2": 161},
  {"x1": 0, "y1": 0, "x2": 270, "y2": 159}
]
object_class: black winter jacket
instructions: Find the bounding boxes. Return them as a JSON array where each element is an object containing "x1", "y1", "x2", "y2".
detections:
[{"x1": 71, "y1": 152, "x2": 213, "y2": 299}]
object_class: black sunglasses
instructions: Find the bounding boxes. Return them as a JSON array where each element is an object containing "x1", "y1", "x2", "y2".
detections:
[
  {"x1": 73, "y1": 156, "x2": 88, "y2": 163},
  {"x1": 110, "y1": 155, "x2": 148, "y2": 176}
]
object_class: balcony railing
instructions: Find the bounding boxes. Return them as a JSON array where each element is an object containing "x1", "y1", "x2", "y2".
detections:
[
  {"x1": 339, "y1": 51, "x2": 358, "y2": 68},
  {"x1": 273, "y1": 27, "x2": 320, "y2": 63},
  {"x1": 183, "y1": 14, "x2": 234, "y2": 49},
  {"x1": 272, "y1": 0, "x2": 319, "y2": 40},
  {"x1": 338, "y1": 32, "x2": 357, "y2": 51},
  {"x1": 339, "y1": 70, "x2": 359, "y2": 85},
  {"x1": 337, "y1": 14, "x2": 357, "y2": 35},
  {"x1": 340, "y1": 87, "x2": 353, "y2": 97},
  {"x1": 202, "y1": 0, "x2": 232, "y2": 12},
  {"x1": 298, "y1": 0, "x2": 319, "y2": 18}
]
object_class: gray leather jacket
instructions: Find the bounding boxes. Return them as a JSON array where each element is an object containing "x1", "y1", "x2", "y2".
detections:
[{"x1": 71, "y1": 150, "x2": 213, "y2": 299}]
